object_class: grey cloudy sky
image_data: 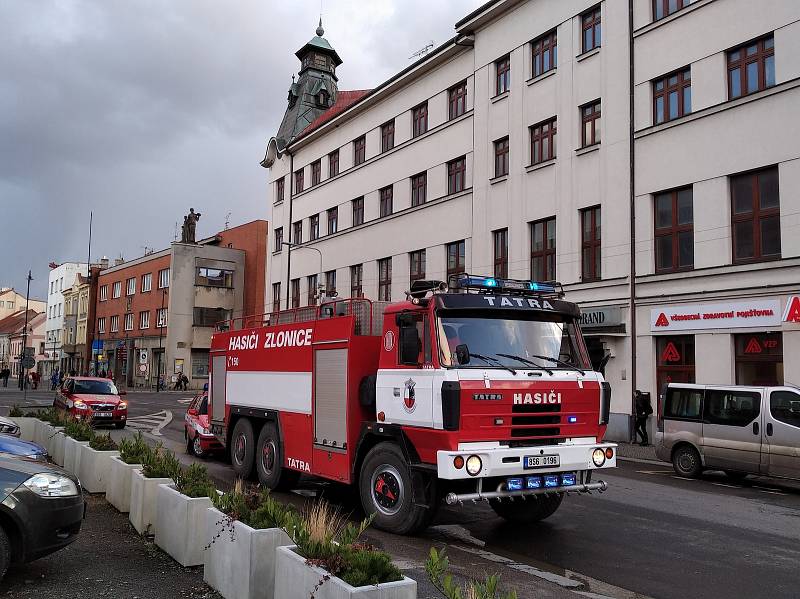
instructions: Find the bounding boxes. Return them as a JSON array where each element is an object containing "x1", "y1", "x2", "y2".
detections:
[{"x1": 1, "y1": 0, "x2": 482, "y2": 299}]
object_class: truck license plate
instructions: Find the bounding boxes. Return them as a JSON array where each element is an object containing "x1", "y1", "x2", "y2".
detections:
[
  {"x1": 95, "y1": 412, "x2": 112, "y2": 418},
  {"x1": 524, "y1": 455, "x2": 559, "y2": 469}
]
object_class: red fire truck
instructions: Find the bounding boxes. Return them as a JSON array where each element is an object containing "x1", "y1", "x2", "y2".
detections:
[{"x1": 208, "y1": 275, "x2": 616, "y2": 534}]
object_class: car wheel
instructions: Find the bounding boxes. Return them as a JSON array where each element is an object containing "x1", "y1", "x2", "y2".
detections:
[
  {"x1": 255, "y1": 422, "x2": 299, "y2": 491},
  {"x1": 491, "y1": 493, "x2": 564, "y2": 524},
  {"x1": 672, "y1": 444, "x2": 702, "y2": 478},
  {"x1": 0, "y1": 526, "x2": 10, "y2": 581},
  {"x1": 230, "y1": 418, "x2": 255, "y2": 478},
  {"x1": 192, "y1": 436, "x2": 206, "y2": 459}
]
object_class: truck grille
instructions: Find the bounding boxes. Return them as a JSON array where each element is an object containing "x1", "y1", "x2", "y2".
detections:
[{"x1": 510, "y1": 403, "x2": 561, "y2": 440}]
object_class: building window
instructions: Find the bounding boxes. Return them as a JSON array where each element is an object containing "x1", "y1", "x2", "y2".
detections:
[
  {"x1": 381, "y1": 120, "x2": 395, "y2": 152},
  {"x1": 124, "y1": 313, "x2": 134, "y2": 331},
  {"x1": 350, "y1": 264, "x2": 363, "y2": 298},
  {"x1": 158, "y1": 268, "x2": 170, "y2": 289},
  {"x1": 276, "y1": 177, "x2": 285, "y2": 203},
  {"x1": 325, "y1": 270, "x2": 336, "y2": 295},
  {"x1": 353, "y1": 136, "x2": 366, "y2": 166},
  {"x1": 310, "y1": 214, "x2": 320, "y2": 241},
  {"x1": 532, "y1": 29, "x2": 557, "y2": 78},
  {"x1": 581, "y1": 101, "x2": 601, "y2": 147},
  {"x1": 412, "y1": 102, "x2": 428, "y2": 137},
  {"x1": 193, "y1": 307, "x2": 230, "y2": 327},
  {"x1": 654, "y1": 187, "x2": 694, "y2": 273},
  {"x1": 731, "y1": 167, "x2": 780, "y2": 263},
  {"x1": 446, "y1": 240, "x2": 466, "y2": 281},
  {"x1": 493, "y1": 229, "x2": 508, "y2": 278},
  {"x1": 378, "y1": 258, "x2": 392, "y2": 301},
  {"x1": 495, "y1": 55, "x2": 510, "y2": 95},
  {"x1": 110, "y1": 315, "x2": 119, "y2": 333},
  {"x1": 449, "y1": 81, "x2": 467, "y2": 120},
  {"x1": 307, "y1": 274, "x2": 318, "y2": 306},
  {"x1": 531, "y1": 217, "x2": 556, "y2": 281},
  {"x1": 141, "y1": 273, "x2": 152, "y2": 292},
  {"x1": 293, "y1": 220, "x2": 303, "y2": 244},
  {"x1": 494, "y1": 137, "x2": 509, "y2": 178},
  {"x1": 380, "y1": 186, "x2": 393, "y2": 218},
  {"x1": 735, "y1": 333, "x2": 782, "y2": 386},
  {"x1": 530, "y1": 117, "x2": 557, "y2": 164},
  {"x1": 191, "y1": 350, "x2": 210, "y2": 378},
  {"x1": 197, "y1": 267, "x2": 234, "y2": 288},
  {"x1": 311, "y1": 160, "x2": 321, "y2": 186},
  {"x1": 272, "y1": 283, "x2": 281, "y2": 312},
  {"x1": 291, "y1": 279, "x2": 300, "y2": 308},
  {"x1": 656, "y1": 335, "x2": 696, "y2": 391},
  {"x1": 352, "y1": 197, "x2": 364, "y2": 226},
  {"x1": 295, "y1": 168, "x2": 304, "y2": 193},
  {"x1": 274, "y1": 227, "x2": 283, "y2": 252},
  {"x1": 328, "y1": 150, "x2": 339, "y2": 177},
  {"x1": 409, "y1": 250, "x2": 426, "y2": 283},
  {"x1": 112, "y1": 281, "x2": 121, "y2": 298},
  {"x1": 728, "y1": 35, "x2": 774, "y2": 99},
  {"x1": 156, "y1": 308, "x2": 168, "y2": 328},
  {"x1": 581, "y1": 6, "x2": 601, "y2": 53},
  {"x1": 448, "y1": 156, "x2": 466, "y2": 194},
  {"x1": 125, "y1": 277, "x2": 136, "y2": 296},
  {"x1": 99, "y1": 285, "x2": 108, "y2": 301},
  {"x1": 97, "y1": 317, "x2": 106, "y2": 334},
  {"x1": 581, "y1": 206, "x2": 601, "y2": 281},
  {"x1": 139, "y1": 311, "x2": 150, "y2": 330},
  {"x1": 411, "y1": 172, "x2": 427, "y2": 207},
  {"x1": 654, "y1": 68, "x2": 691, "y2": 124},
  {"x1": 653, "y1": 0, "x2": 690, "y2": 21},
  {"x1": 327, "y1": 207, "x2": 338, "y2": 234}
]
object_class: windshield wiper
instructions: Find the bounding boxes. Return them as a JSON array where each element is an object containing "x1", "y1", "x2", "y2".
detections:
[
  {"x1": 467, "y1": 352, "x2": 517, "y2": 375},
  {"x1": 527, "y1": 354, "x2": 586, "y2": 376},
  {"x1": 495, "y1": 353, "x2": 554, "y2": 375}
]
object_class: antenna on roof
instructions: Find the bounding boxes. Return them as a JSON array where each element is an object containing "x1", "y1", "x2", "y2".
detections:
[
  {"x1": 225, "y1": 212, "x2": 231, "y2": 230},
  {"x1": 174, "y1": 221, "x2": 178, "y2": 241},
  {"x1": 409, "y1": 41, "x2": 434, "y2": 60}
]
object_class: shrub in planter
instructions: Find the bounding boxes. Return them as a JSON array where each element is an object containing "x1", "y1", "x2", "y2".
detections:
[
  {"x1": 107, "y1": 433, "x2": 152, "y2": 513},
  {"x1": 426, "y1": 547, "x2": 516, "y2": 599},
  {"x1": 79, "y1": 433, "x2": 120, "y2": 493},
  {"x1": 119, "y1": 432, "x2": 152, "y2": 465},
  {"x1": 129, "y1": 443, "x2": 179, "y2": 536},
  {"x1": 62, "y1": 419, "x2": 94, "y2": 474}
]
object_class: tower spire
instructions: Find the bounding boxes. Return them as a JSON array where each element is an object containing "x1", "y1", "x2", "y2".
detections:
[{"x1": 316, "y1": 17, "x2": 324, "y2": 37}]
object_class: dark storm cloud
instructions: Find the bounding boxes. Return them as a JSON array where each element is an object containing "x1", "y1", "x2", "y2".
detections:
[{"x1": 0, "y1": 0, "x2": 481, "y2": 298}]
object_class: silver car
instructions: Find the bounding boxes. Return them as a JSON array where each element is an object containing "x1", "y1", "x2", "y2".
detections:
[
  {"x1": 656, "y1": 383, "x2": 800, "y2": 480},
  {"x1": 0, "y1": 417, "x2": 20, "y2": 437}
]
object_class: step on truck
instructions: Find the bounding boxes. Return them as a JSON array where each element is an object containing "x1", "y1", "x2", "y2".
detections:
[{"x1": 208, "y1": 275, "x2": 616, "y2": 534}]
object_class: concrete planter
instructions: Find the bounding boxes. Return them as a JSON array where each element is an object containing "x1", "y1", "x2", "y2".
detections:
[
  {"x1": 203, "y1": 506, "x2": 293, "y2": 599},
  {"x1": 11, "y1": 417, "x2": 37, "y2": 441},
  {"x1": 129, "y1": 469, "x2": 172, "y2": 536},
  {"x1": 274, "y1": 545, "x2": 417, "y2": 599},
  {"x1": 49, "y1": 429, "x2": 66, "y2": 466},
  {"x1": 154, "y1": 484, "x2": 213, "y2": 567},
  {"x1": 33, "y1": 420, "x2": 52, "y2": 447},
  {"x1": 78, "y1": 445, "x2": 119, "y2": 494},
  {"x1": 63, "y1": 437, "x2": 90, "y2": 475},
  {"x1": 106, "y1": 456, "x2": 141, "y2": 513}
]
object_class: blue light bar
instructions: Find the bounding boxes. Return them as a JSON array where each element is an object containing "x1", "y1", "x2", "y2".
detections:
[
  {"x1": 561, "y1": 473, "x2": 577, "y2": 487},
  {"x1": 526, "y1": 476, "x2": 543, "y2": 489},
  {"x1": 507, "y1": 477, "x2": 524, "y2": 491},
  {"x1": 544, "y1": 475, "x2": 560, "y2": 488},
  {"x1": 528, "y1": 281, "x2": 556, "y2": 293},
  {"x1": 568, "y1": 415, "x2": 578, "y2": 424},
  {"x1": 457, "y1": 275, "x2": 557, "y2": 294}
]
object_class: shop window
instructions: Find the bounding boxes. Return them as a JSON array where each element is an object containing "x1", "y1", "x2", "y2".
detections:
[
  {"x1": 193, "y1": 307, "x2": 231, "y2": 327},
  {"x1": 656, "y1": 335, "x2": 695, "y2": 392},
  {"x1": 735, "y1": 332, "x2": 782, "y2": 386},
  {"x1": 191, "y1": 350, "x2": 210, "y2": 378}
]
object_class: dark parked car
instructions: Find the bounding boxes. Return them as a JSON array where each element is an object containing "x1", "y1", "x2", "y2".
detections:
[
  {"x1": 0, "y1": 455, "x2": 84, "y2": 579},
  {"x1": 0, "y1": 436, "x2": 47, "y2": 461}
]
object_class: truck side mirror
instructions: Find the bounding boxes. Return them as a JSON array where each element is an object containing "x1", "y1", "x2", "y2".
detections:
[
  {"x1": 398, "y1": 325, "x2": 421, "y2": 366},
  {"x1": 455, "y1": 344, "x2": 470, "y2": 365}
]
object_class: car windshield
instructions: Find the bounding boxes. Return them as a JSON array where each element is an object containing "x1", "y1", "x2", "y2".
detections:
[
  {"x1": 72, "y1": 380, "x2": 118, "y2": 395},
  {"x1": 437, "y1": 311, "x2": 588, "y2": 369}
]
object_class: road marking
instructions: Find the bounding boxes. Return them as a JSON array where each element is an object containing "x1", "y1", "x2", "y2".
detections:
[
  {"x1": 635, "y1": 470, "x2": 673, "y2": 476},
  {"x1": 671, "y1": 476, "x2": 698, "y2": 482},
  {"x1": 711, "y1": 482, "x2": 741, "y2": 489},
  {"x1": 752, "y1": 486, "x2": 786, "y2": 495},
  {"x1": 453, "y1": 545, "x2": 583, "y2": 589},
  {"x1": 177, "y1": 398, "x2": 193, "y2": 405},
  {"x1": 125, "y1": 410, "x2": 173, "y2": 436}
]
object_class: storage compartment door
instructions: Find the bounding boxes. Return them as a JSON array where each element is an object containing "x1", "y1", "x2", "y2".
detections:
[
  {"x1": 313, "y1": 348, "x2": 348, "y2": 450},
  {"x1": 210, "y1": 354, "x2": 227, "y2": 423}
]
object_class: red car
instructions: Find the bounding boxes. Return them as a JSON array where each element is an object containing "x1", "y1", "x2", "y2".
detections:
[
  {"x1": 53, "y1": 377, "x2": 128, "y2": 429},
  {"x1": 184, "y1": 393, "x2": 222, "y2": 458}
]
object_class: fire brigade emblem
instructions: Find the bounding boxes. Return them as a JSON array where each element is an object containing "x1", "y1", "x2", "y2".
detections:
[{"x1": 402, "y1": 378, "x2": 417, "y2": 413}]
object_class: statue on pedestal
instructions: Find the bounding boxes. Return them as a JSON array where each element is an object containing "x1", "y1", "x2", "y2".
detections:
[{"x1": 180, "y1": 208, "x2": 202, "y2": 243}]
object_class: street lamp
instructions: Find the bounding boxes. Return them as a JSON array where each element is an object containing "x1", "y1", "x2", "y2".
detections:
[
  {"x1": 282, "y1": 242, "x2": 324, "y2": 307},
  {"x1": 19, "y1": 271, "x2": 32, "y2": 400}
]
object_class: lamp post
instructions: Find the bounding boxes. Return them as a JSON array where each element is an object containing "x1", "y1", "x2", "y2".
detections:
[
  {"x1": 19, "y1": 271, "x2": 32, "y2": 400},
  {"x1": 282, "y1": 242, "x2": 324, "y2": 307}
]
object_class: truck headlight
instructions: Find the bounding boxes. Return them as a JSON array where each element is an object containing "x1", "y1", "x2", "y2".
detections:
[
  {"x1": 466, "y1": 455, "x2": 482, "y2": 476},
  {"x1": 23, "y1": 473, "x2": 79, "y2": 497},
  {"x1": 591, "y1": 448, "x2": 606, "y2": 467}
]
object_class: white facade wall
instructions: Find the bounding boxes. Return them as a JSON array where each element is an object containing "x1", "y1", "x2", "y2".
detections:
[{"x1": 45, "y1": 263, "x2": 87, "y2": 373}]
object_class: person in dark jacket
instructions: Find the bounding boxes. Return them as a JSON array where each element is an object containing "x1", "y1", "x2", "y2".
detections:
[{"x1": 634, "y1": 390, "x2": 653, "y2": 446}]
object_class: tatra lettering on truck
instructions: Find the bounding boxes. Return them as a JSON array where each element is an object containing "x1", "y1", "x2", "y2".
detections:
[{"x1": 208, "y1": 275, "x2": 616, "y2": 535}]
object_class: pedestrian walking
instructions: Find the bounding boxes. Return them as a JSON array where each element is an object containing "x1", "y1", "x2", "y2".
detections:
[
  {"x1": 181, "y1": 373, "x2": 189, "y2": 391},
  {"x1": 1, "y1": 368, "x2": 9, "y2": 387},
  {"x1": 51, "y1": 369, "x2": 59, "y2": 391},
  {"x1": 30, "y1": 371, "x2": 39, "y2": 390},
  {"x1": 634, "y1": 390, "x2": 653, "y2": 446},
  {"x1": 58, "y1": 370, "x2": 65, "y2": 388}
]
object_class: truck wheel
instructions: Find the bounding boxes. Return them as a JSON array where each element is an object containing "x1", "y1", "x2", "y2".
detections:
[
  {"x1": 359, "y1": 443, "x2": 434, "y2": 535},
  {"x1": 230, "y1": 419, "x2": 255, "y2": 478},
  {"x1": 255, "y1": 422, "x2": 300, "y2": 491},
  {"x1": 672, "y1": 444, "x2": 702, "y2": 478},
  {"x1": 491, "y1": 493, "x2": 563, "y2": 524},
  {"x1": 0, "y1": 526, "x2": 10, "y2": 581}
]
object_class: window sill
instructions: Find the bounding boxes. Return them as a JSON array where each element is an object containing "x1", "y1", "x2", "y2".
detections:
[
  {"x1": 576, "y1": 47, "x2": 600, "y2": 62},
  {"x1": 526, "y1": 159, "x2": 556, "y2": 173},
  {"x1": 274, "y1": 201, "x2": 283, "y2": 207},
  {"x1": 575, "y1": 143, "x2": 600, "y2": 156},
  {"x1": 526, "y1": 69, "x2": 556, "y2": 87},
  {"x1": 489, "y1": 174, "x2": 508, "y2": 185},
  {"x1": 633, "y1": 0, "x2": 716, "y2": 38},
  {"x1": 490, "y1": 91, "x2": 509, "y2": 104}
]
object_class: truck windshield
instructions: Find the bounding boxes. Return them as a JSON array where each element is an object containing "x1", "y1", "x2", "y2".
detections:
[{"x1": 437, "y1": 312, "x2": 588, "y2": 370}]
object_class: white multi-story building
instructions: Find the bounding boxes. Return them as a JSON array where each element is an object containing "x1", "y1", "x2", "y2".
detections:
[
  {"x1": 263, "y1": 0, "x2": 800, "y2": 440},
  {"x1": 44, "y1": 262, "x2": 89, "y2": 377}
]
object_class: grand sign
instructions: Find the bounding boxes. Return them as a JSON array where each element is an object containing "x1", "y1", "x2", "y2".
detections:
[
  {"x1": 650, "y1": 300, "x2": 781, "y2": 332},
  {"x1": 580, "y1": 306, "x2": 624, "y2": 329}
]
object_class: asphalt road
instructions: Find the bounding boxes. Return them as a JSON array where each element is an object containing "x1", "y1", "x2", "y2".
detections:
[{"x1": 3, "y1": 388, "x2": 799, "y2": 599}]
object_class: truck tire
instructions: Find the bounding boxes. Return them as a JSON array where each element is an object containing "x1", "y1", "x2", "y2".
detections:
[
  {"x1": 672, "y1": 444, "x2": 702, "y2": 478},
  {"x1": 491, "y1": 493, "x2": 563, "y2": 524},
  {"x1": 255, "y1": 421, "x2": 300, "y2": 491},
  {"x1": 0, "y1": 526, "x2": 10, "y2": 581},
  {"x1": 359, "y1": 442, "x2": 435, "y2": 535},
  {"x1": 230, "y1": 418, "x2": 255, "y2": 478}
]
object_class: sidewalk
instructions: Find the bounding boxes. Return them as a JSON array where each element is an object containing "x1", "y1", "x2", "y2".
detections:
[{"x1": 615, "y1": 441, "x2": 658, "y2": 462}]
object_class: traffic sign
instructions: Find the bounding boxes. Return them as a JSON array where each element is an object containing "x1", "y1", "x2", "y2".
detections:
[
  {"x1": 23, "y1": 347, "x2": 35, "y2": 358},
  {"x1": 20, "y1": 357, "x2": 35, "y2": 369}
]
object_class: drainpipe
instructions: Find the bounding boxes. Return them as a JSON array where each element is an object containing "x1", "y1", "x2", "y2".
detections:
[
  {"x1": 284, "y1": 148, "x2": 294, "y2": 310},
  {"x1": 628, "y1": 0, "x2": 638, "y2": 439}
]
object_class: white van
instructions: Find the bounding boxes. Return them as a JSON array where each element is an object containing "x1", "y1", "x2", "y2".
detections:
[{"x1": 655, "y1": 383, "x2": 800, "y2": 480}]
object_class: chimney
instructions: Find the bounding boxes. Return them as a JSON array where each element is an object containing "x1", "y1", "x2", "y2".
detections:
[
  {"x1": 100, "y1": 257, "x2": 109, "y2": 270},
  {"x1": 114, "y1": 258, "x2": 124, "y2": 267}
]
